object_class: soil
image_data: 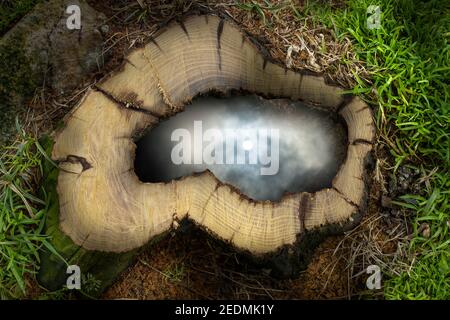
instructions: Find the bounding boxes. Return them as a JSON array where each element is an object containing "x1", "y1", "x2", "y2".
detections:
[{"x1": 103, "y1": 228, "x2": 351, "y2": 300}]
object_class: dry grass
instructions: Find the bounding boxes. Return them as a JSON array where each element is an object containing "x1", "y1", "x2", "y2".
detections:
[{"x1": 225, "y1": 1, "x2": 369, "y2": 88}]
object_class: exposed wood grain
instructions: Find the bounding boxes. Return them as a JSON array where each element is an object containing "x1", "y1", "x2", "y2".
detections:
[{"x1": 52, "y1": 14, "x2": 374, "y2": 255}]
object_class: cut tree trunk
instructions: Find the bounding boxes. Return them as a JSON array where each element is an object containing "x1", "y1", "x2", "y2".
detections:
[{"x1": 39, "y1": 14, "x2": 375, "y2": 291}]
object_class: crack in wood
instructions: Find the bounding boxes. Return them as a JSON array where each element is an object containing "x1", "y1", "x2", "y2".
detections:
[
  {"x1": 141, "y1": 50, "x2": 178, "y2": 112},
  {"x1": 149, "y1": 36, "x2": 162, "y2": 52},
  {"x1": 298, "y1": 193, "x2": 310, "y2": 233},
  {"x1": 56, "y1": 155, "x2": 92, "y2": 174},
  {"x1": 124, "y1": 58, "x2": 137, "y2": 68},
  {"x1": 356, "y1": 106, "x2": 370, "y2": 113},
  {"x1": 336, "y1": 97, "x2": 351, "y2": 113},
  {"x1": 217, "y1": 19, "x2": 224, "y2": 70},
  {"x1": 352, "y1": 138, "x2": 373, "y2": 145},
  {"x1": 199, "y1": 183, "x2": 220, "y2": 224},
  {"x1": 332, "y1": 187, "x2": 360, "y2": 209},
  {"x1": 263, "y1": 58, "x2": 268, "y2": 70},
  {"x1": 93, "y1": 85, "x2": 162, "y2": 118},
  {"x1": 178, "y1": 20, "x2": 190, "y2": 39}
]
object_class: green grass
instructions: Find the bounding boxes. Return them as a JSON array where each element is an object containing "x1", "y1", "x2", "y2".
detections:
[
  {"x1": 162, "y1": 263, "x2": 186, "y2": 283},
  {"x1": 0, "y1": 120, "x2": 57, "y2": 298},
  {"x1": 0, "y1": 0, "x2": 41, "y2": 35},
  {"x1": 291, "y1": 0, "x2": 449, "y2": 299}
]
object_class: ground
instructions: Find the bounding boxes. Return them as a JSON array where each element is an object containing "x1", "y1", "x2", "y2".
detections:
[
  {"x1": 1, "y1": 0, "x2": 448, "y2": 300},
  {"x1": 104, "y1": 232, "x2": 352, "y2": 300}
]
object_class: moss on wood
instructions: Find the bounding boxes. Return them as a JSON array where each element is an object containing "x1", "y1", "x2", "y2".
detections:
[{"x1": 37, "y1": 136, "x2": 166, "y2": 297}]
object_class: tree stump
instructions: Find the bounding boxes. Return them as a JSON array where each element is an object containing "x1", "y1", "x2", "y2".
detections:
[{"x1": 39, "y1": 14, "x2": 375, "y2": 292}]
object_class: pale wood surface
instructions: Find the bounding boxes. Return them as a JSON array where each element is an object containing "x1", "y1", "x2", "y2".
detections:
[{"x1": 52, "y1": 15, "x2": 374, "y2": 254}]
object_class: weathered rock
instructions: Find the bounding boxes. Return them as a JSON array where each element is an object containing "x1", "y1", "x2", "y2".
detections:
[
  {"x1": 48, "y1": 1, "x2": 108, "y2": 94},
  {"x1": 0, "y1": 0, "x2": 108, "y2": 144}
]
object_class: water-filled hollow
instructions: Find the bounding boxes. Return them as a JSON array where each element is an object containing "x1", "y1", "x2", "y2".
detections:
[{"x1": 134, "y1": 94, "x2": 348, "y2": 201}]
